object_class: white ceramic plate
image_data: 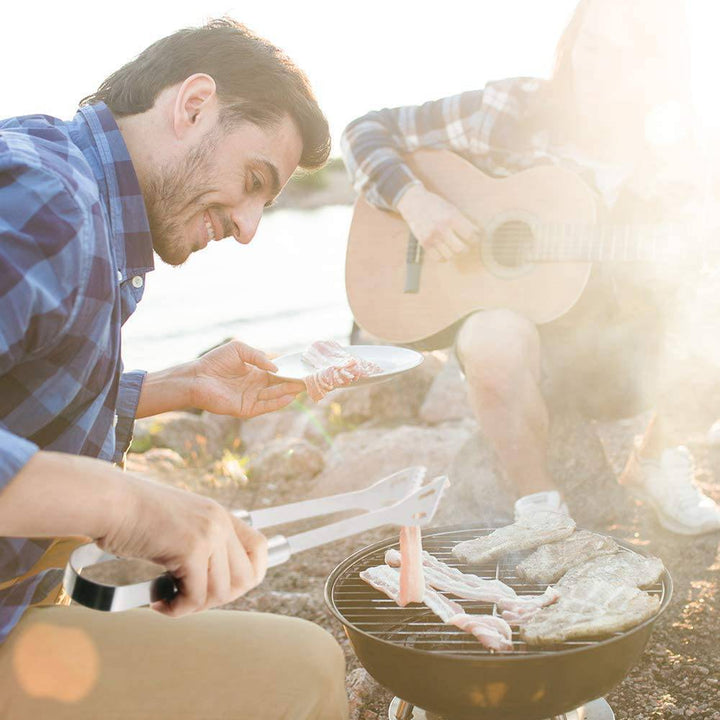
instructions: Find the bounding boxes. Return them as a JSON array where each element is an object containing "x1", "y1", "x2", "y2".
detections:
[{"x1": 271, "y1": 344, "x2": 424, "y2": 386}]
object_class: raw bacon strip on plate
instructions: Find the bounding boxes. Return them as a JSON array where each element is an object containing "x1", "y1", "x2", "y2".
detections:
[{"x1": 301, "y1": 340, "x2": 383, "y2": 402}]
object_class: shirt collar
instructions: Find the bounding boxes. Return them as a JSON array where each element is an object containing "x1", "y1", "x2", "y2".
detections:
[{"x1": 68, "y1": 103, "x2": 154, "y2": 279}]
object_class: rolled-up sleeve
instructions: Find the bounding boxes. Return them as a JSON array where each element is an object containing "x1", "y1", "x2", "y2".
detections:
[
  {"x1": 112, "y1": 369, "x2": 146, "y2": 463},
  {"x1": 340, "y1": 90, "x2": 488, "y2": 211}
]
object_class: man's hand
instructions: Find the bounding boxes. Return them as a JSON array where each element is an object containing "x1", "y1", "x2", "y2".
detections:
[
  {"x1": 0, "y1": 451, "x2": 269, "y2": 617},
  {"x1": 99, "y1": 474, "x2": 268, "y2": 617},
  {"x1": 396, "y1": 184, "x2": 481, "y2": 261},
  {"x1": 189, "y1": 340, "x2": 305, "y2": 418}
]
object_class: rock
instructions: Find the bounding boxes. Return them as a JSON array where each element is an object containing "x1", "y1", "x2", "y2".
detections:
[
  {"x1": 133, "y1": 411, "x2": 225, "y2": 461},
  {"x1": 142, "y1": 447, "x2": 185, "y2": 471},
  {"x1": 419, "y1": 354, "x2": 474, "y2": 424},
  {"x1": 233, "y1": 589, "x2": 320, "y2": 617},
  {"x1": 240, "y1": 404, "x2": 332, "y2": 452},
  {"x1": 202, "y1": 411, "x2": 242, "y2": 449},
  {"x1": 547, "y1": 410, "x2": 624, "y2": 528},
  {"x1": 309, "y1": 420, "x2": 475, "y2": 498},
  {"x1": 248, "y1": 437, "x2": 325, "y2": 485},
  {"x1": 439, "y1": 430, "x2": 515, "y2": 526},
  {"x1": 346, "y1": 668, "x2": 380, "y2": 720},
  {"x1": 125, "y1": 447, "x2": 185, "y2": 477},
  {"x1": 320, "y1": 353, "x2": 444, "y2": 425}
]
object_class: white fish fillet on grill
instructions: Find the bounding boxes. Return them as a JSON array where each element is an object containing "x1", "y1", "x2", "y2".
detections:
[
  {"x1": 452, "y1": 514, "x2": 576, "y2": 565},
  {"x1": 519, "y1": 579, "x2": 660, "y2": 645},
  {"x1": 385, "y1": 549, "x2": 559, "y2": 619},
  {"x1": 557, "y1": 551, "x2": 664, "y2": 589},
  {"x1": 515, "y1": 530, "x2": 619, "y2": 584},
  {"x1": 360, "y1": 565, "x2": 514, "y2": 651}
]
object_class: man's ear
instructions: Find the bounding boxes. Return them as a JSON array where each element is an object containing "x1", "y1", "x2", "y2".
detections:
[{"x1": 172, "y1": 73, "x2": 218, "y2": 140}]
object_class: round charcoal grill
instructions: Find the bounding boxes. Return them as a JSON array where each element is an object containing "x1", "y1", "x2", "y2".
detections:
[{"x1": 325, "y1": 526, "x2": 672, "y2": 720}]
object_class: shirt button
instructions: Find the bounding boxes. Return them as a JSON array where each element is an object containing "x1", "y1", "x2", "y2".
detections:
[
  {"x1": 116, "y1": 271, "x2": 122, "y2": 283},
  {"x1": 131, "y1": 276, "x2": 144, "y2": 289}
]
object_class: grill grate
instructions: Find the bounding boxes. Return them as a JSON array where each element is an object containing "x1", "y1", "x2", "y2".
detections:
[{"x1": 330, "y1": 527, "x2": 667, "y2": 657}]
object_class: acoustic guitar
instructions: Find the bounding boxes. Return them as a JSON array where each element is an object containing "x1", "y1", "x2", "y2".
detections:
[{"x1": 345, "y1": 150, "x2": 704, "y2": 344}]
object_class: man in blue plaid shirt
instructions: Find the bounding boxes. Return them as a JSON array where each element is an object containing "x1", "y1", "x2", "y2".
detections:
[{"x1": 0, "y1": 19, "x2": 348, "y2": 720}]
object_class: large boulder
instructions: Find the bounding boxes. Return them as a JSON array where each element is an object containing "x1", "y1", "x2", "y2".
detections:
[
  {"x1": 240, "y1": 403, "x2": 332, "y2": 452},
  {"x1": 132, "y1": 411, "x2": 225, "y2": 461},
  {"x1": 438, "y1": 431, "x2": 515, "y2": 527},
  {"x1": 309, "y1": 420, "x2": 476, "y2": 499},
  {"x1": 201, "y1": 412, "x2": 243, "y2": 450},
  {"x1": 419, "y1": 355, "x2": 474, "y2": 424},
  {"x1": 247, "y1": 437, "x2": 325, "y2": 486},
  {"x1": 547, "y1": 410, "x2": 626, "y2": 528}
]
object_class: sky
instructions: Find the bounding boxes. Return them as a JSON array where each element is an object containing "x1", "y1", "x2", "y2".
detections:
[{"x1": 3, "y1": 0, "x2": 719, "y2": 152}]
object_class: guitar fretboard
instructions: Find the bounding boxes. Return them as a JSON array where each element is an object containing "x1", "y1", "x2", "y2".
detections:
[{"x1": 524, "y1": 222, "x2": 708, "y2": 262}]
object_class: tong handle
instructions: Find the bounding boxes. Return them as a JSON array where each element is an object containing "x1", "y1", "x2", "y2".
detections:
[
  {"x1": 64, "y1": 535, "x2": 291, "y2": 611},
  {"x1": 233, "y1": 466, "x2": 425, "y2": 529}
]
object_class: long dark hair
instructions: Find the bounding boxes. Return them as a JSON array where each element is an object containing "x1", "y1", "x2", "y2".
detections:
[{"x1": 80, "y1": 18, "x2": 330, "y2": 170}]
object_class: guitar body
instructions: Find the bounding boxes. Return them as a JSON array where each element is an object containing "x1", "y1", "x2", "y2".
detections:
[{"x1": 345, "y1": 151, "x2": 598, "y2": 344}]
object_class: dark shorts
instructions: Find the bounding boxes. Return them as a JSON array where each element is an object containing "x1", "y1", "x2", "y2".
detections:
[{"x1": 408, "y1": 267, "x2": 667, "y2": 421}]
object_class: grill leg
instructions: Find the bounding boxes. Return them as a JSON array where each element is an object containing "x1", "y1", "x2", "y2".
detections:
[{"x1": 394, "y1": 699, "x2": 415, "y2": 719}]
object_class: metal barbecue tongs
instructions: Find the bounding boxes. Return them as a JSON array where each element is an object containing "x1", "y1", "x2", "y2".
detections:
[{"x1": 63, "y1": 466, "x2": 448, "y2": 611}]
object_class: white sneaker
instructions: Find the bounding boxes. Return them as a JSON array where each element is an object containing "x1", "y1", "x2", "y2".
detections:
[
  {"x1": 621, "y1": 445, "x2": 720, "y2": 535},
  {"x1": 707, "y1": 420, "x2": 720, "y2": 446},
  {"x1": 514, "y1": 490, "x2": 570, "y2": 522}
]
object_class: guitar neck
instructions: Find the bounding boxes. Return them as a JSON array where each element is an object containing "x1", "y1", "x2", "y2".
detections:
[{"x1": 530, "y1": 223, "x2": 705, "y2": 262}]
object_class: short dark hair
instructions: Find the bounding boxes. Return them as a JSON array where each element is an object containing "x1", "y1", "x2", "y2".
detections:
[{"x1": 80, "y1": 18, "x2": 330, "y2": 169}]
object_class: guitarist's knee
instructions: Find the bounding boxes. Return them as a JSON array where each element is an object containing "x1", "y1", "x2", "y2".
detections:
[{"x1": 456, "y1": 310, "x2": 541, "y2": 386}]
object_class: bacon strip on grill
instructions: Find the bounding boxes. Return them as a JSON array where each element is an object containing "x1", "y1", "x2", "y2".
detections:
[
  {"x1": 301, "y1": 340, "x2": 383, "y2": 402},
  {"x1": 397, "y1": 526, "x2": 425, "y2": 606},
  {"x1": 360, "y1": 565, "x2": 513, "y2": 651},
  {"x1": 384, "y1": 548, "x2": 559, "y2": 621}
]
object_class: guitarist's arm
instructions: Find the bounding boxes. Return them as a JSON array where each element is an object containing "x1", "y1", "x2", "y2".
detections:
[{"x1": 341, "y1": 90, "x2": 489, "y2": 260}]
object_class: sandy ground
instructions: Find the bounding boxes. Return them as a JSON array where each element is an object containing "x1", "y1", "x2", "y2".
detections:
[{"x1": 125, "y1": 399, "x2": 720, "y2": 720}]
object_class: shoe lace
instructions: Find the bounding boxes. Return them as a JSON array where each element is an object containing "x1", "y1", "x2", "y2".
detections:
[{"x1": 661, "y1": 450, "x2": 705, "y2": 511}]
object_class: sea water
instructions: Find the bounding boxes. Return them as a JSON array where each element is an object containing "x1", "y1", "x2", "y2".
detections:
[{"x1": 122, "y1": 205, "x2": 354, "y2": 372}]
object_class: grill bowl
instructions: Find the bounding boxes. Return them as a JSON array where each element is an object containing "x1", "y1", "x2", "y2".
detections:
[{"x1": 325, "y1": 526, "x2": 672, "y2": 720}]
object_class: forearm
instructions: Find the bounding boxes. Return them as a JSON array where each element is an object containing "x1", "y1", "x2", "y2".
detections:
[
  {"x1": 341, "y1": 110, "x2": 421, "y2": 211},
  {"x1": 341, "y1": 91, "x2": 484, "y2": 211},
  {"x1": 0, "y1": 450, "x2": 130, "y2": 540},
  {"x1": 135, "y1": 362, "x2": 195, "y2": 418}
]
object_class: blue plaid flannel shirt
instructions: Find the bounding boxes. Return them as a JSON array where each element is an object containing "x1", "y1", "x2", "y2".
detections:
[{"x1": 0, "y1": 102, "x2": 153, "y2": 642}]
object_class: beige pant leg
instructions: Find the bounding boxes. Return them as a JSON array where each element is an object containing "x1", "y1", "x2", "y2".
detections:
[{"x1": 0, "y1": 606, "x2": 348, "y2": 720}]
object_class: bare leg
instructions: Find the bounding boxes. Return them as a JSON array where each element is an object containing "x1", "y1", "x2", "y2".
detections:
[{"x1": 456, "y1": 310, "x2": 554, "y2": 498}]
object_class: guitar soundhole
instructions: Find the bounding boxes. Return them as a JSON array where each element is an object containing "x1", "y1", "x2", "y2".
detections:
[{"x1": 490, "y1": 220, "x2": 534, "y2": 267}]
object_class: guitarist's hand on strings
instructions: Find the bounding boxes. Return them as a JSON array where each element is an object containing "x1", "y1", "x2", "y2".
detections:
[{"x1": 397, "y1": 184, "x2": 480, "y2": 261}]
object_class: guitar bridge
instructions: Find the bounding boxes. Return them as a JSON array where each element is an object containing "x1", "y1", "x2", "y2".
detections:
[{"x1": 404, "y1": 234, "x2": 423, "y2": 293}]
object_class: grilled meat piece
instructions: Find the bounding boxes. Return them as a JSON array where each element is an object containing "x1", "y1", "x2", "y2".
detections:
[
  {"x1": 452, "y1": 514, "x2": 576, "y2": 565},
  {"x1": 519, "y1": 579, "x2": 660, "y2": 645},
  {"x1": 557, "y1": 551, "x2": 664, "y2": 589},
  {"x1": 516, "y1": 530, "x2": 618, "y2": 584}
]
